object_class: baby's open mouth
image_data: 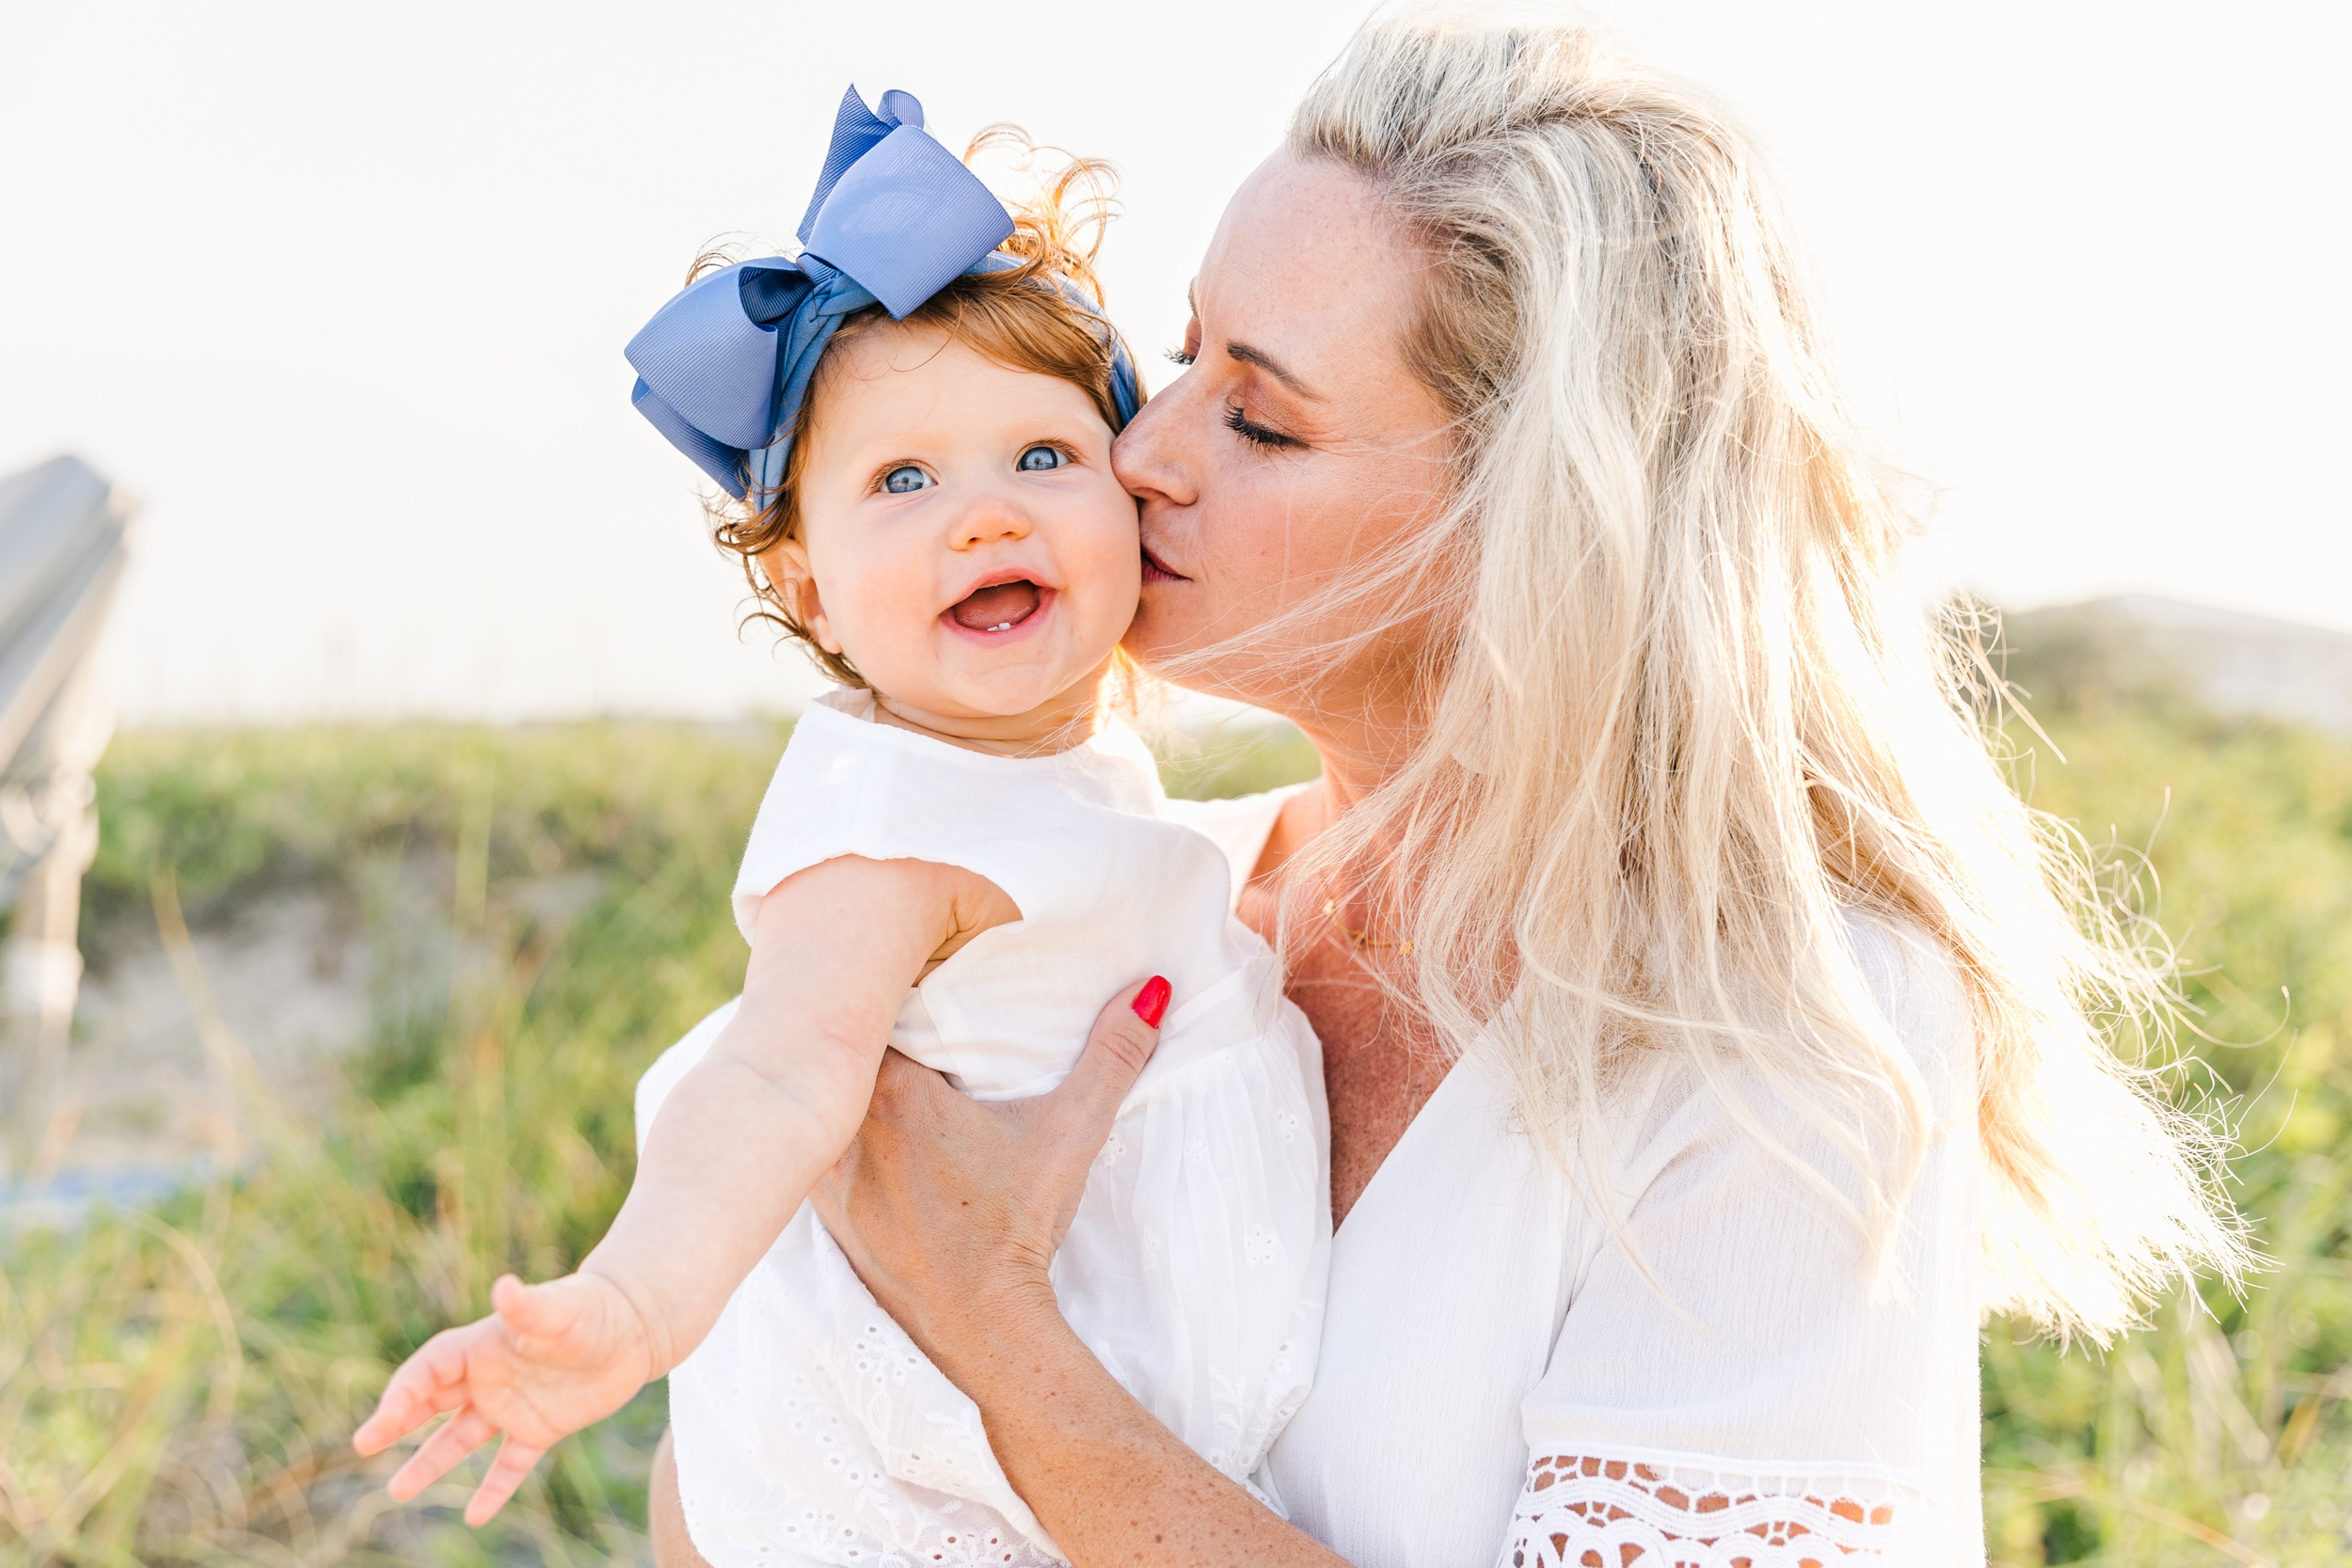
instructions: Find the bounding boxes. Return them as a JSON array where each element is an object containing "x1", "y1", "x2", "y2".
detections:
[{"x1": 947, "y1": 579, "x2": 1042, "y2": 634}]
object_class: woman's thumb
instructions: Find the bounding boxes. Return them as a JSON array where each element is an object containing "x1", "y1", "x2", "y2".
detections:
[{"x1": 1052, "y1": 975, "x2": 1168, "y2": 1129}]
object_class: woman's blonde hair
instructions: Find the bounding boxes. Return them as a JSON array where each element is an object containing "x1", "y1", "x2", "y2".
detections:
[
  {"x1": 1271, "y1": 5, "x2": 2243, "y2": 1338},
  {"x1": 707, "y1": 132, "x2": 1136, "y2": 687}
]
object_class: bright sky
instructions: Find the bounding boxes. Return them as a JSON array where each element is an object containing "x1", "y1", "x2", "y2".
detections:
[{"x1": 3, "y1": 0, "x2": 2344, "y2": 725}]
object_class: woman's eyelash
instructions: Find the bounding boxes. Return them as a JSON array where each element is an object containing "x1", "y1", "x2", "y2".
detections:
[
  {"x1": 1223, "y1": 402, "x2": 1302, "y2": 451},
  {"x1": 1165, "y1": 347, "x2": 1195, "y2": 366}
]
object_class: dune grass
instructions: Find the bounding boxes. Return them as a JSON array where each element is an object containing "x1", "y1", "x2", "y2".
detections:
[
  {"x1": 1978, "y1": 702, "x2": 2352, "y2": 1563},
  {"x1": 1, "y1": 702, "x2": 2344, "y2": 1565},
  {"x1": 8, "y1": 722, "x2": 781, "y2": 1567}
]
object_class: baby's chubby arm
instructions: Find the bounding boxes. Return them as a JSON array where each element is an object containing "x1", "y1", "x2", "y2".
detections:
[
  {"x1": 355, "y1": 854, "x2": 1015, "y2": 1524},
  {"x1": 590, "y1": 854, "x2": 1015, "y2": 1366}
]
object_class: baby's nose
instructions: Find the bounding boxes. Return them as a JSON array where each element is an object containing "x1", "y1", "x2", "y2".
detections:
[{"x1": 951, "y1": 491, "x2": 1032, "y2": 548}]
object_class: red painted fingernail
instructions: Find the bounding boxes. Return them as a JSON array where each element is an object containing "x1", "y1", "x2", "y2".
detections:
[{"x1": 1132, "y1": 975, "x2": 1171, "y2": 1029}]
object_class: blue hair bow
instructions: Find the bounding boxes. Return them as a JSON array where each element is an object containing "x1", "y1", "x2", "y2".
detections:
[{"x1": 627, "y1": 86, "x2": 1141, "y2": 500}]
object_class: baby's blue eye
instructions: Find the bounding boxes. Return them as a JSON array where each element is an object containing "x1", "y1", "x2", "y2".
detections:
[
  {"x1": 1017, "y1": 445, "x2": 1065, "y2": 472},
  {"x1": 883, "y1": 466, "x2": 930, "y2": 494}
]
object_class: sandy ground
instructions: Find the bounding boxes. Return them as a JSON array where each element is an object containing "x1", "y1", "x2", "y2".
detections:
[
  {"x1": 18, "y1": 889, "x2": 373, "y2": 1202},
  {"x1": 8, "y1": 860, "x2": 605, "y2": 1212}
]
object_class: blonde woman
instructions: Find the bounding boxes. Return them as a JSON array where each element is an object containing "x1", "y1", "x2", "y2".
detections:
[{"x1": 651, "y1": 9, "x2": 2241, "y2": 1564}]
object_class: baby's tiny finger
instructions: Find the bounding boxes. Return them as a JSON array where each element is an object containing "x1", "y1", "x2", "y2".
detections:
[
  {"x1": 389, "y1": 1405, "x2": 497, "y2": 1501},
  {"x1": 356, "y1": 1341, "x2": 464, "y2": 1453},
  {"x1": 354, "y1": 1405, "x2": 405, "y2": 1456},
  {"x1": 464, "y1": 1435, "x2": 545, "y2": 1527},
  {"x1": 354, "y1": 1389, "x2": 408, "y2": 1455}
]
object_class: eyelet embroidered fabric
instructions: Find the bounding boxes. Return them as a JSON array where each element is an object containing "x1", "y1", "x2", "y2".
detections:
[{"x1": 1500, "y1": 1451, "x2": 1938, "y2": 1567}]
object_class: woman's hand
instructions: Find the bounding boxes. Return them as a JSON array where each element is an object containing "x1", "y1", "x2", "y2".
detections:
[
  {"x1": 803, "y1": 976, "x2": 1350, "y2": 1568},
  {"x1": 811, "y1": 974, "x2": 1170, "y2": 1382}
]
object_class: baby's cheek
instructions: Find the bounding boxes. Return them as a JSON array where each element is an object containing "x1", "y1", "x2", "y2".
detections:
[
  {"x1": 829, "y1": 566, "x2": 935, "y2": 686},
  {"x1": 1078, "y1": 494, "x2": 1144, "y2": 583},
  {"x1": 1090, "y1": 520, "x2": 1147, "y2": 624}
]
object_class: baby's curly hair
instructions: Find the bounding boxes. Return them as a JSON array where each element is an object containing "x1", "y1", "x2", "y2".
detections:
[{"x1": 701, "y1": 130, "x2": 1138, "y2": 687}]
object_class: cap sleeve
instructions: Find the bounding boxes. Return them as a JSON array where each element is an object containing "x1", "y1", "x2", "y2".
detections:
[
  {"x1": 1502, "y1": 915, "x2": 1983, "y2": 1565},
  {"x1": 730, "y1": 703, "x2": 1058, "y2": 943}
]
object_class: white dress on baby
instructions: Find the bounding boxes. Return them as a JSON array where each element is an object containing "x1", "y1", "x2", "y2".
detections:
[{"x1": 633, "y1": 689, "x2": 1331, "y2": 1568}]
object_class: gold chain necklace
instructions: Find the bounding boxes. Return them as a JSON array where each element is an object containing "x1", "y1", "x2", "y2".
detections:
[
  {"x1": 1295, "y1": 784, "x2": 1414, "y2": 954},
  {"x1": 1319, "y1": 887, "x2": 1415, "y2": 955}
]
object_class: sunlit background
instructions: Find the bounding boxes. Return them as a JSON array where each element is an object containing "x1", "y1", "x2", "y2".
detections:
[
  {"x1": 10, "y1": 8, "x2": 2352, "y2": 1562},
  {"x1": 4, "y1": 0, "x2": 2345, "y2": 725}
]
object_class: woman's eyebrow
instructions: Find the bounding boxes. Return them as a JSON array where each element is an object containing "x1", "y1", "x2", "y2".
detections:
[{"x1": 1226, "y1": 341, "x2": 1325, "y2": 402}]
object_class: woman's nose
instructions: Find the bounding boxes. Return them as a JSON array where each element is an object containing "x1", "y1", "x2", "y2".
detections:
[
  {"x1": 1111, "y1": 375, "x2": 1199, "y2": 508},
  {"x1": 950, "y1": 490, "x2": 1032, "y2": 549}
]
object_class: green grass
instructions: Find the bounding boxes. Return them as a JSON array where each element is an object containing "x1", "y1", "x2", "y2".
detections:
[
  {"x1": 2, "y1": 701, "x2": 2345, "y2": 1565},
  {"x1": 1980, "y1": 703, "x2": 2352, "y2": 1564},
  {"x1": 11, "y1": 723, "x2": 787, "y2": 1567}
]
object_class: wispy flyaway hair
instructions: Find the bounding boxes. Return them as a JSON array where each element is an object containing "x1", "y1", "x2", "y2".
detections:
[{"x1": 1267, "y1": 4, "x2": 2243, "y2": 1338}]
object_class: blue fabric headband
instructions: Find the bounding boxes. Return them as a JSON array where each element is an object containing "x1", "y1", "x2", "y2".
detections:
[{"x1": 626, "y1": 86, "x2": 1142, "y2": 501}]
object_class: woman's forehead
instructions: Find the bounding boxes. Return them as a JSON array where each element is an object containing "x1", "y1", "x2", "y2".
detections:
[{"x1": 1196, "y1": 151, "x2": 1426, "y2": 388}]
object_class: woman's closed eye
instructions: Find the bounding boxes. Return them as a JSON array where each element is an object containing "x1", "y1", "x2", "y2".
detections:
[
  {"x1": 1223, "y1": 402, "x2": 1304, "y2": 451},
  {"x1": 881, "y1": 464, "x2": 932, "y2": 495}
]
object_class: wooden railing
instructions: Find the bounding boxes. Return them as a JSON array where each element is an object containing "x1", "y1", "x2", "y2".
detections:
[{"x1": 0, "y1": 454, "x2": 135, "y2": 1177}]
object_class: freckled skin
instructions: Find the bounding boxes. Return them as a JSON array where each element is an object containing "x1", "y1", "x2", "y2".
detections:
[
  {"x1": 654, "y1": 153, "x2": 1457, "y2": 1567},
  {"x1": 1117, "y1": 153, "x2": 1455, "y2": 1226},
  {"x1": 1237, "y1": 834, "x2": 1443, "y2": 1228}
]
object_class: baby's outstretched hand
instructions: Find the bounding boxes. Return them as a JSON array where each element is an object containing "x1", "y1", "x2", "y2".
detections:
[{"x1": 354, "y1": 1271, "x2": 658, "y2": 1525}]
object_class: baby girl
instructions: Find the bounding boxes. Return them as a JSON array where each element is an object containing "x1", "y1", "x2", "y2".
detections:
[{"x1": 355, "y1": 87, "x2": 1328, "y2": 1567}]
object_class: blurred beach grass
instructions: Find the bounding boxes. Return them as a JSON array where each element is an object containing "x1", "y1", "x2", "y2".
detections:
[{"x1": 2, "y1": 689, "x2": 2346, "y2": 1565}]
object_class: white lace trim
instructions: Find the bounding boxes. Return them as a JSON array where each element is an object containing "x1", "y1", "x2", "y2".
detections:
[{"x1": 1500, "y1": 1450, "x2": 1940, "y2": 1567}]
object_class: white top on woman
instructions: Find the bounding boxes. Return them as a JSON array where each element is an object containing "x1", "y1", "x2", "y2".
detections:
[{"x1": 1174, "y1": 784, "x2": 1986, "y2": 1568}]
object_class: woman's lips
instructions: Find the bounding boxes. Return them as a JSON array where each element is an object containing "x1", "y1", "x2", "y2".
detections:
[{"x1": 1139, "y1": 545, "x2": 1188, "y2": 584}]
